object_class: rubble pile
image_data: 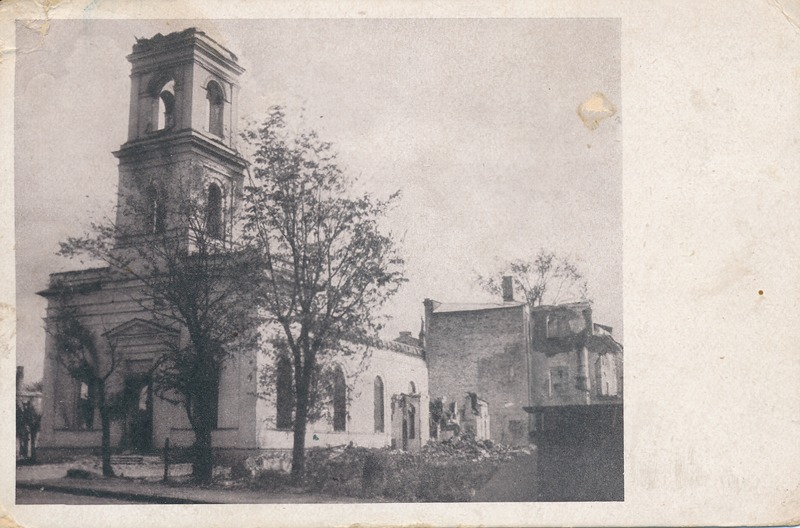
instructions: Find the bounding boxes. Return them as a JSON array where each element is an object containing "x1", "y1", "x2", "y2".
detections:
[
  {"x1": 303, "y1": 445, "x2": 372, "y2": 496},
  {"x1": 419, "y1": 435, "x2": 534, "y2": 463},
  {"x1": 298, "y1": 434, "x2": 534, "y2": 501}
]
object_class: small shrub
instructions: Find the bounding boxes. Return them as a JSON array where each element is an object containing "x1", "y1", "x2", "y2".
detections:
[
  {"x1": 253, "y1": 470, "x2": 292, "y2": 491},
  {"x1": 65, "y1": 468, "x2": 93, "y2": 479},
  {"x1": 230, "y1": 458, "x2": 253, "y2": 480}
]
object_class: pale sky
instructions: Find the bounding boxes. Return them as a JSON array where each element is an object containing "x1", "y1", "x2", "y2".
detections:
[{"x1": 15, "y1": 19, "x2": 621, "y2": 382}]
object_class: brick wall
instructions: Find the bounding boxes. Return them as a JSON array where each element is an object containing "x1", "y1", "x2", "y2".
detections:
[{"x1": 425, "y1": 304, "x2": 530, "y2": 446}]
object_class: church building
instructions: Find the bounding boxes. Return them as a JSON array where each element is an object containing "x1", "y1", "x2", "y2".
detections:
[{"x1": 36, "y1": 29, "x2": 428, "y2": 464}]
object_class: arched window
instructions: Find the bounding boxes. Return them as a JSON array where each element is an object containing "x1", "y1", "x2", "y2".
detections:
[
  {"x1": 156, "y1": 80, "x2": 175, "y2": 131},
  {"x1": 206, "y1": 81, "x2": 224, "y2": 137},
  {"x1": 332, "y1": 367, "x2": 347, "y2": 432},
  {"x1": 408, "y1": 381, "x2": 416, "y2": 394},
  {"x1": 373, "y1": 376, "x2": 385, "y2": 433},
  {"x1": 206, "y1": 183, "x2": 223, "y2": 239},
  {"x1": 276, "y1": 357, "x2": 293, "y2": 429},
  {"x1": 145, "y1": 185, "x2": 165, "y2": 234},
  {"x1": 407, "y1": 404, "x2": 416, "y2": 439},
  {"x1": 76, "y1": 381, "x2": 95, "y2": 430}
]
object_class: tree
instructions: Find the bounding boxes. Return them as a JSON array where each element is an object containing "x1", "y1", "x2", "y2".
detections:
[
  {"x1": 16, "y1": 383, "x2": 42, "y2": 461},
  {"x1": 478, "y1": 249, "x2": 588, "y2": 307},
  {"x1": 47, "y1": 297, "x2": 120, "y2": 476},
  {"x1": 58, "y1": 171, "x2": 260, "y2": 483},
  {"x1": 241, "y1": 107, "x2": 406, "y2": 478},
  {"x1": 18, "y1": 400, "x2": 42, "y2": 462},
  {"x1": 16, "y1": 402, "x2": 28, "y2": 459}
]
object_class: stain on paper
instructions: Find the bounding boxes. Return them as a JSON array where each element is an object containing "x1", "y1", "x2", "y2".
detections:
[
  {"x1": 577, "y1": 92, "x2": 616, "y2": 130},
  {"x1": 0, "y1": 506, "x2": 23, "y2": 528},
  {"x1": 0, "y1": 0, "x2": 64, "y2": 63}
]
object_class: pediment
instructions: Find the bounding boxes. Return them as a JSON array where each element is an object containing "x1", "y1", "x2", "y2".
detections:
[{"x1": 103, "y1": 318, "x2": 180, "y2": 339}]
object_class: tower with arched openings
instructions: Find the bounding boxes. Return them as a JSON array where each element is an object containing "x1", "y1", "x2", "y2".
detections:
[{"x1": 114, "y1": 28, "x2": 246, "y2": 244}]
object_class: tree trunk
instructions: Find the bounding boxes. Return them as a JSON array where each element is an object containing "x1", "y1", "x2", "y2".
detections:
[
  {"x1": 29, "y1": 433, "x2": 37, "y2": 463},
  {"x1": 97, "y1": 383, "x2": 114, "y2": 477},
  {"x1": 193, "y1": 424, "x2": 213, "y2": 483},
  {"x1": 291, "y1": 390, "x2": 309, "y2": 481},
  {"x1": 191, "y1": 379, "x2": 215, "y2": 483}
]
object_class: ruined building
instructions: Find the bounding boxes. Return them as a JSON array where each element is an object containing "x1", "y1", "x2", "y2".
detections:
[
  {"x1": 422, "y1": 277, "x2": 531, "y2": 445},
  {"x1": 526, "y1": 301, "x2": 623, "y2": 434},
  {"x1": 423, "y1": 277, "x2": 623, "y2": 447}
]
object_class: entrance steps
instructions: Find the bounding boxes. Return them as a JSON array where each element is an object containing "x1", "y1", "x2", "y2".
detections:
[{"x1": 111, "y1": 455, "x2": 162, "y2": 465}]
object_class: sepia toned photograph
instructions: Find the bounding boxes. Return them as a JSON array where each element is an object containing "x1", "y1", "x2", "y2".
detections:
[{"x1": 13, "y1": 18, "x2": 622, "y2": 506}]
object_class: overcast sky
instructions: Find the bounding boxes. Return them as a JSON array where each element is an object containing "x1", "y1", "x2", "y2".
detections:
[{"x1": 15, "y1": 19, "x2": 621, "y2": 382}]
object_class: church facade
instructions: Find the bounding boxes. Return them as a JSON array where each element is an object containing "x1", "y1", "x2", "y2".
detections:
[{"x1": 36, "y1": 29, "x2": 428, "y2": 463}]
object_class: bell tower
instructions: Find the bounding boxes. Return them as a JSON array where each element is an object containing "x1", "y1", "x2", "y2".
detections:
[{"x1": 113, "y1": 28, "x2": 246, "y2": 242}]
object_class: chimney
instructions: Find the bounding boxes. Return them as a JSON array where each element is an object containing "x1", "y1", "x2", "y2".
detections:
[
  {"x1": 16, "y1": 366, "x2": 24, "y2": 392},
  {"x1": 399, "y1": 331, "x2": 412, "y2": 338},
  {"x1": 423, "y1": 299, "x2": 438, "y2": 350},
  {"x1": 501, "y1": 276, "x2": 514, "y2": 302}
]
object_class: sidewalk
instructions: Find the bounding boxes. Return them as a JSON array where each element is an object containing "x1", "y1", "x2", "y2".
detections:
[{"x1": 17, "y1": 477, "x2": 364, "y2": 504}]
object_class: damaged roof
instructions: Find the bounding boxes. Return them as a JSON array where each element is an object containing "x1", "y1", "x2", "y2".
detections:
[{"x1": 431, "y1": 301, "x2": 526, "y2": 314}]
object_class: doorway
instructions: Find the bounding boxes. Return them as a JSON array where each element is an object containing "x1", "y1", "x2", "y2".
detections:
[
  {"x1": 122, "y1": 374, "x2": 153, "y2": 452},
  {"x1": 392, "y1": 394, "x2": 421, "y2": 451}
]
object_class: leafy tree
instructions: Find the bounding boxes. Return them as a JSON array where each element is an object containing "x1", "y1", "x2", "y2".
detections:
[
  {"x1": 241, "y1": 107, "x2": 406, "y2": 478},
  {"x1": 478, "y1": 249, "x2": 588, "y2": 307},
  {"x1": 47, "y1": 296, "x2": 120, "y2": 476},
  {"x1": 57, "y1": 171, "x2": 260, "y2": 483}
]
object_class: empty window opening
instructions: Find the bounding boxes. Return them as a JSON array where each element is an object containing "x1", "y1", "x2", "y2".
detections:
[
  {"x1": 549, "y1": 367, "x2": 569, "y2": 397},
  {"x1": 206, "y1": 183, "x2": 223, "y2": 239},
  {"x1": 546, "y1": 313, "x2": 572, "y2": 338},
  {"x1": 77, "y1": 381, "x2": 95, "y2": 429},
  {"x1": 207, "y1": 81, "x2": 224, "y2": 137},
  {"x1": 156, "y1": 80, "x2": 175, "y2": 131},
  {"x1": 146, "y1": 185, "x2": 165, "y2": 234}
]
